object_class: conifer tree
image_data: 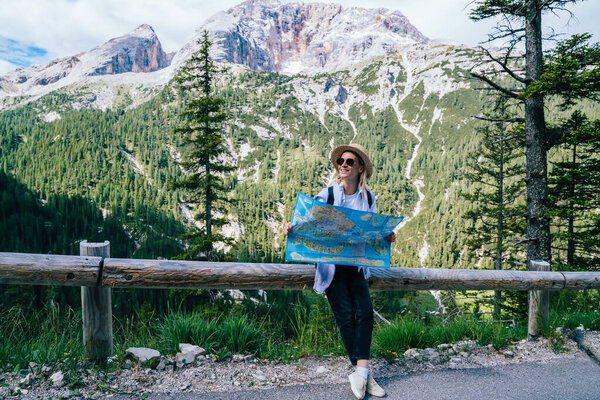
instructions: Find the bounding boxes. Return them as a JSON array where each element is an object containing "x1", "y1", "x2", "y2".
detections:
[
  {"x1": 462, "y1": 101, "x2": 526, "y2": 316},
  {"x1": 171, "y1": 31, "x2": 235, "y2": 260},
  {"x1": 548, "y1": 112, "x2": 600, "y2": 270},
  {"x1": 469, "y1": 1, "x2": 600, "y2": 270}
]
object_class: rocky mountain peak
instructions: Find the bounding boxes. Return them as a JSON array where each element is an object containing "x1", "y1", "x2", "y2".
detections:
[
  {"x1": 129, "y1": 24, "x2": 159, "y2": 40},
  {"x1": 0, "y1": 24, "x2": 171, "y2": 106},
  {"x1": 92, "y1": 24, "x2": 170, "y2": 75},
  {"x1": 190, "y1": 0, "x2": 428, "y2": 74}
]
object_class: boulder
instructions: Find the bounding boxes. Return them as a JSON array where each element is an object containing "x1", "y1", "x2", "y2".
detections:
[
  {"x1": 178, "y1": 343, "x2": 206, "y2": 358},
  {"x1": 126, "y1": 347, "x2": 161, "y2": 369},
  {"x1": 175, "y1": 352, "x2": 195, "y2": 368},
  {"x1": 50, "y1": 371, "x2": 65, "y2": 387},
  {"x1": 403, "y1": 348, "x2": 419, "y2": 359}
]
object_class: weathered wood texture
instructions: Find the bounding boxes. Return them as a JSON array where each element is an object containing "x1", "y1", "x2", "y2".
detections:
[
  {"x1": 2, "y1": 252, "x2": 600, "y2": 291},
  {"x1": 368, "y1": 267, "x2": 565, "y2": 291},
  {"x1": 528, "y1": 260, "x2": 550, "y2": 339},
  {"x1": 0, "y1": 252, "x2": 101, "y2": 286},
  {"x1": 102, "y1": 259, "x2": 600, "y2": 291},
  {"x1": 80, "y1": 241, "x2": 113, "y2": 361},
  {"x1": 102, "y1": 259, "x2": 317, "y2": 290}
]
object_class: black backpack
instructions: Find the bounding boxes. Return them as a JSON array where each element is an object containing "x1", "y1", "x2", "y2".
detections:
[{"x1": 327, "y1": 186, "x2": 373, "y2": 208}]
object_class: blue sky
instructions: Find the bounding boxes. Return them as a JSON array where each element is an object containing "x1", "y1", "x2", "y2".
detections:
[{"x1": 1, "y1": 0, "x2": 599, "y2": 75}]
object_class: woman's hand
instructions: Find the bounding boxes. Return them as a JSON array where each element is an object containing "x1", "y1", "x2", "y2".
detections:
[
  {"x1": 283, "y1": 222, "x2": 293, "y2": 235},
  {"x1": 384, "y1": 231, "x2": 396, "y2": 243}
]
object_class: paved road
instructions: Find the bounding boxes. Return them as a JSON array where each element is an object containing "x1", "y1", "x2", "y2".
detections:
[{"x1": 116, "y1": 357, "x2": 600, "y2": 400}]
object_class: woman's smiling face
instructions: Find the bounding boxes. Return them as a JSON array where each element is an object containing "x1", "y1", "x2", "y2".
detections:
[{"x1": 337, "y1": 151, "x2": 364, "y2": 182}]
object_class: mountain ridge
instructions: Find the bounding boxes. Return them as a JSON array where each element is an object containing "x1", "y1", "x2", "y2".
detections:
[{"x1": 0, "y1": 0, "x2": 439, "y2": 109}]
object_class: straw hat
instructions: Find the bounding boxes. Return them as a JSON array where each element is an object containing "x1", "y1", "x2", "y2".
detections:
[{"x1": 330, "y1": 143, "x2": 373, "y2": 179}]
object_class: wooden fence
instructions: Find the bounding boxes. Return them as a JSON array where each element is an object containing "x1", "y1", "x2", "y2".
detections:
[{"x1": 1, "y1": 241, "x2": 599, "y2": 360}]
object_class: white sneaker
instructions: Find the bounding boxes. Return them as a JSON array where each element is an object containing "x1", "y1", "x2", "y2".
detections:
[
  {"x1": 367, "y1": 375, "x2": 386, "y2": 397},
  {"x1": 348, "y1": 371, "x2": 367, "y2": 399}
]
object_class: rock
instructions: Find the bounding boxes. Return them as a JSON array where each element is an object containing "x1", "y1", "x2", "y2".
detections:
[
  {"x1": 179, "y1": 343, "x2": 206, "y2": 358},
  {"x1": 503, "y1": 350, "x2": 515, "y2": 358},
  {"x1": 437, "y1": 343, "x2": 451, "y2": 350},
  {"x1": 41, "y1": 365, "x2": 52, "y2": 376},
  {"x1": 126, "y1": 347, "x2": 161, "y2": 368},
  {"x1": 232, "y1": 354, "x2": 245, "y2": 362},
  {"x1": 50, "y1": 371, "x2": 65, "y2": 387},
  {"x1": 179, "y1": 382, "x2": 190, "y2": 391},
  {"x1": 234, "y1": 380, "x2": 241, "y2": 386},
  {"x1": 316, "y1": 366, "x2": 328, "y2": 374},
  {"x1": 403, "y1": 348, "x2": 419, "y2": 359},
  {"x1": 450, "y1": 356, "x2": 463, "y2": 363},
  {"x1": 423, "y1": 349, "x2": 440, "y2": 359},
  {"x1": 175, "y1": 351, "x2": 196, "y2": 367},
  {"x1": 156, "y1": 360, "x2": 166, "y2": 371},
  {"x1": 19, "y1": 373, "x2": 34, "y2": 387},
  {"x1": 122, "y1": 359, "x2": 133, "y2": 369},
  {"x1": 252, "y1": 372, "x2": 267, "y2": 381},
  {"x1": 459, "y1": 351, "x2": 470, "y2": 358}
]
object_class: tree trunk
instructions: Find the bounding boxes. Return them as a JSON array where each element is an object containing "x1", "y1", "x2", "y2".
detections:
[
  {"x1": 567, "y1": 144, "x2": 576, "y2": 265},
  {"x1": 525, "y1": 0, "x2": 551, "y2": 268},
  {"x1": 495, "y1": 136, "x2": 504, "y2": 316}
]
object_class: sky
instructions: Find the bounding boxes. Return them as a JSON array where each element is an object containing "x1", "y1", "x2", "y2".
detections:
[{"x1": 1, "y1": 0, "x2": 599, "y2": 75}]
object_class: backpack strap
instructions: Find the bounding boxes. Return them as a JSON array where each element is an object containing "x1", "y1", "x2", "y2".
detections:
[
  {"x1": 327, "y1": 186, "x2": 334, "y2": 205},
  {"x1": 366, "y1": 190, "x2": 373, "y2": 209},
  {"x1": 328, "y1": 186, "x2": 373, "y2": 209}
]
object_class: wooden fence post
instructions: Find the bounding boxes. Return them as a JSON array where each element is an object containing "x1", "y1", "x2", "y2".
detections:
[
  {"x1": 80, "y1": 240, "x2": 112, "y2": 361},
  {"x1": 528, "y1": 260, "x2": 551, "y2": 339}
]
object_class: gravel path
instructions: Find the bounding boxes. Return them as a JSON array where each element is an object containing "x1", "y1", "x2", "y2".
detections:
[{"x1": 2, "y1": 331, "x2": 599, "y2": 399}]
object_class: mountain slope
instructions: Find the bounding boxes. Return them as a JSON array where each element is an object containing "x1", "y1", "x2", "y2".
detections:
[
  {"x1": 0, "y1": 24, "x2": 171, "y2": 108},
  {"x1": 0, "y1": 0, "x2": 517, "y2": 268}
]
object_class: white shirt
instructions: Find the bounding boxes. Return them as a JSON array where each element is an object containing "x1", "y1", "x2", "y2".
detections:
[{"x1": 342, "y1": 189, "x2": 361, "y2": 210}]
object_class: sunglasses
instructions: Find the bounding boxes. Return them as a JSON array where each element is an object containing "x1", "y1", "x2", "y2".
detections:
[{"x1": 336, "y1": 157, "x2": 357, "y2": 167}]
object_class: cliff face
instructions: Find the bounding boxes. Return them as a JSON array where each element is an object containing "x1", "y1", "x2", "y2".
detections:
[
  {"x1": 197, "y1": 0, "x2": 428, "y2": 74},
  {"x1": 90, "y1": 24, "x2": 170, "y2": 75},
  {"x1": 0, "y1": 24, "x2": 170, "y2": 101}
]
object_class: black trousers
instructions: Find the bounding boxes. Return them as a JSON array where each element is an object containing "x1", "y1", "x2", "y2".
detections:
[{"x1": 325, "y1": 266, "x2": 374, "y2": 365}]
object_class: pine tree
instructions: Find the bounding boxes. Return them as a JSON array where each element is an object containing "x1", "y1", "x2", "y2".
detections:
[
  {"x1": 171, "y1": 31, "x2": 236, "y2": 260},
  {"x1": 462, "y1": 101, "x2": 526, "y2": 316},
  {"x1": 469, "y1": 1, "x2": 600, "y2": 271},
  {"x1": 548, "y1": 111, "x2": 600, "y2": 270}
]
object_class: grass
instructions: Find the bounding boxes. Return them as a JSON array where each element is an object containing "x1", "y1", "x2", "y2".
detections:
[
  {"x1": 1, "y1": 291, "x2": 599, "y2": 370},
  {"x1": 372, "y1": 317, "x2": 528, "y2": 360},
  {"x1": 0, "y1": 302, "x2": 84, "y2": 372}
]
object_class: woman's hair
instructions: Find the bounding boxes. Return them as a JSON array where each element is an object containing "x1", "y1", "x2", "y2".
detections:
[{"x1": 334, "y1": 151, "x2": 371, "y2": 195}]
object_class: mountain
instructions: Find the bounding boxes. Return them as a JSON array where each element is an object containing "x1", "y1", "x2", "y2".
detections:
[
  {"x1": 196, "y1": 0, "x2": 428, "y2": 74},
  {"x1": 5, "y1": 0, "x2": 578, "y2": 268},
  {"x1": 0, "y1": 0, "x2": 435, "y2": 109},
  {"x1": 0, "y1": 24, "x2": 171, "y2": 109}
]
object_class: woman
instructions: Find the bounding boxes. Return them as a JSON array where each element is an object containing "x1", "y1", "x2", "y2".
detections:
[{"x1": 284, "y1": 144, "x2": 396, "y2": 400}]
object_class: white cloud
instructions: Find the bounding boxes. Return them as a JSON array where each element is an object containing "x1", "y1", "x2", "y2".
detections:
[
  {"x1": 0, "y1": 59, "x2": 19, "y2": 75},
  {"x1": 0, "y1": 0, "x2": 598, "y2": 73}
]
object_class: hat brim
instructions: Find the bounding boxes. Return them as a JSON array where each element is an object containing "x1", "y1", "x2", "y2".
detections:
[{"x1": 330, "y1": 145, "x2": 373, "y2": 179}]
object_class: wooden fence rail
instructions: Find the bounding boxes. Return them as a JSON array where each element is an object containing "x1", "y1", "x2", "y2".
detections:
[{"x1": 1, "y1": 243, "x2": 600, "y2": 361}]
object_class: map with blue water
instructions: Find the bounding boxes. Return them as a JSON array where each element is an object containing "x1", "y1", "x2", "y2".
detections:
[{"x1": 285, "y1": 192, "x2": 403, "y2": 268}]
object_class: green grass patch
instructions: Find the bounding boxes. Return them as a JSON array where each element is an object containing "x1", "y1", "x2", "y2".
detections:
[{"x1": 373, "y1": 317, "x2": 527, "y2": 360}]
